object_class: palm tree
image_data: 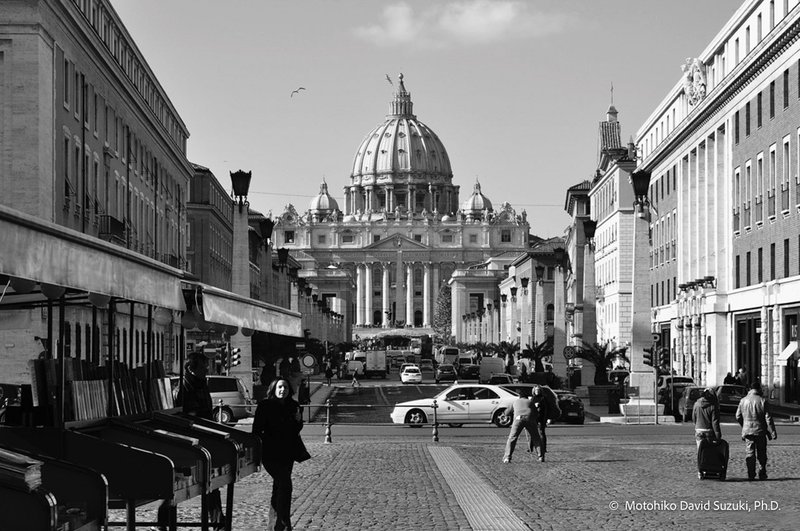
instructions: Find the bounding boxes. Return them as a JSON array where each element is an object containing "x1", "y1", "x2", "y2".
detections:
[
  {"x1": 522, "y1": 339, "x2": 554, "y2": 372},
  {"x1": 575, "y1": 340, "x2": 629, "y2": 385}
]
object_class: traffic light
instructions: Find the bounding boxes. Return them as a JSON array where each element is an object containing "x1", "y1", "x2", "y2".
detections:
[
  {"x1": 642, "y1": 347, "x2": 654, "y2": 367},
  {"x1": 658, "y1": 347, "x2": 670, "y2": 368},
  {"x1": 229, "y1": 347, "x2": 242, "y2": 368}
]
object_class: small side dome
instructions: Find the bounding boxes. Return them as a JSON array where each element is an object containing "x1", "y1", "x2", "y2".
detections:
[
  {"x1": 309, "y1": 180, "x2": 339, "y2": 214},
  {"x1": 461, "y1": 179, "x2": 492, "y2": 214}
]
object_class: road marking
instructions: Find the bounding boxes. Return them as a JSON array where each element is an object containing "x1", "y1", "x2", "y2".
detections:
[{"x1": 428, "y1": 446, "x2": 530, "y2": 530}]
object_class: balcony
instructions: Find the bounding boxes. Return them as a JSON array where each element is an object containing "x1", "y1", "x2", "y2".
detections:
[{"x1": 98, "y1": 215, "x2": 126, "y2": 245}]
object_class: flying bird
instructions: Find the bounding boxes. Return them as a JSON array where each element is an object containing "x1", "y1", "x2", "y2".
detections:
[
  {"x1": 290, "y1": 87, "x2": 306, "y2": 98},
  {"x1": 385, "y1": 74, "x2": 393, "y2": 86}
]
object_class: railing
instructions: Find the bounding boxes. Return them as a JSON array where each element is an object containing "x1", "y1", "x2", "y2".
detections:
[{"x1": 215, "y1": 397, "x2": 443, "y2": 443}]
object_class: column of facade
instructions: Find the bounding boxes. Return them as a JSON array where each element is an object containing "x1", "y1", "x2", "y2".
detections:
[
  {"x1": 406, "y1": 263, "x2": 414, "y2": 325},
  {"x1": 382, "y1": 264, "x2": 390, "y2": 327},
  {"x1": 395, "y1": 253, "x2": 404, "y2": 325},
  {"x1": 364, "y1": 264, "x2": 373, "y2": 326},
  {"x1": 355, "y1": 264, "x2": 364, "y2": 326},
  {"x1": 553, "y1": 266, "x2": 567, "y2": 377},
  {"x1": 422, "y1": 263, "x2": 431, "y2": 327},
  {"x1": 534, "y1": 280, "x2": 545, "y2": 344},
  {"x1": 432, "y1": 264, "x2": 440, "y2": 311}
]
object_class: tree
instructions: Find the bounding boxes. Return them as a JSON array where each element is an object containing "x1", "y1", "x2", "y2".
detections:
[
  {"x1": 522, "y1": 339, "x2": 554, "y2": 372},
  {"x1": 574, "y1": 340, "x2": 629, "y2": 385},
  {"x1": 432, "y1": 283, "x2": 452, "y2": 344}
]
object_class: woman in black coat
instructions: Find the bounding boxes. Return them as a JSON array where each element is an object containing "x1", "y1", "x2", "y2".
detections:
[{"x1": 252, "y1": 378, "x2": 308, "y2": 531}]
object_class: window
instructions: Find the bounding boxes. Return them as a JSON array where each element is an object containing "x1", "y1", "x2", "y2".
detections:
[
  {"x1": 284, "y1": 231, "x2": 295, "y2": 244},
  {"x1": 757, "y1": 13, "x2": 762, "y2": 41},
  {"x1": 734, "y1": 111, "x2": 740, "y2": 143},
  {"x1": 770, "y1": 243, "x2": 776, "y2": 281},
  {"x1": 770, "y1": 81, "x2": 775, "y2": 118},
  {"x1": 746, "y1": 251, "x2": 752, "y2": 286},
  {"x1": 746, "y1": 26, "x2": 751, "y2": 54},
  {"x1": 413, "y1": 234, "x2": 422, "y2": 242},
  {"x1": 442, "y1": 234, "x2": 453, "y2": 243},
  {"x1": 785, "y1": 70, "x2": 790, "y2": 108},
  {"x1": 469, "y1": 234, "x2": 478, "y2": 244},
  {"x1": 783, "y1": 136, "x2": 790, "y2": 184},
  {"x1": 342, "y1": 234, "x2": 354, "y2": 243},
  {"x1": 372, "y1": 235, "x2": 381, "y2": 243},
  {"x1": 745, "y1": 102, "x2": 751, "y2": 136},
  {"x1": 785, "y1": 238, "x2": 790, "y2": 277},
  {"x1": 735, "y1": 255, "x2": 741, "y2": 289},
  {"x1": 317, "y1": 234, "x2": 326, "y2": 245},
  {"x1": 758, "y1": 247, "x2": 763, "y2": 283},
  {"x1": 63, "y1": 59, "x2": 69, "y2": 105},
  {"x1": 501, "y1": 230, "x2": 511, "y2": 243},
  {"x1": 770, "y1": 0, "x2": 775, "y2": 29},
  {"x1": 757, "y1": 92, "x2": 762, "y2": 127}
]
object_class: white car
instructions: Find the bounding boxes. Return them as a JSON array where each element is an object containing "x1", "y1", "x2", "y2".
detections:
[
  {"x1": 390, "y1": 383, "x2": 518, "y2": 427},
  {"x1": 400, "y1": 366, "x2": 423, "y2": 384}
]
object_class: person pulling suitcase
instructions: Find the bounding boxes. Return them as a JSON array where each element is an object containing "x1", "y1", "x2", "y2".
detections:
[{"x1": 693, "y1": 387, "x2": 728, "y2": 480}]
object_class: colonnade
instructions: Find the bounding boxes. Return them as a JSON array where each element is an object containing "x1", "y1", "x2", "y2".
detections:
[{"x1": 353, "y1": 261, "x2": 440, "y2": 327}]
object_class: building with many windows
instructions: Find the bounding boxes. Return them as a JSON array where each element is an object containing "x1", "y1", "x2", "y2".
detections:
[
  {"x1": 636, "y1": 0, "x2": 800, "y2": 403},
  {"x1": 274, "y1": 74, "x2": 530, "y2": 339}
]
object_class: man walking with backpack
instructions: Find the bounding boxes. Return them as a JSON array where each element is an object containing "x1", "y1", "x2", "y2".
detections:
[{"x1": 735, "y1": 381, "x2": 777, "y2": 480}]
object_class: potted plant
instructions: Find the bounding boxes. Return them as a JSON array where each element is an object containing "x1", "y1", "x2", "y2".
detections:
[{"x1": 574, "y1": 341, "x2": 629, "y2": 406}]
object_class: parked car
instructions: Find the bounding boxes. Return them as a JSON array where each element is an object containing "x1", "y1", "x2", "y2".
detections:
[
  {"x1": 400, "y1": 366, "x2": 423, "y2": 384},
  {"x1": 487, "y1": 373, "x2": 514, "y2": 385},
  {"x1": 435, "y1": 364, "x2": 458, "y2": 383},
  {"x1": 390, "y1": 383, "x2": 518, "y2": 427},
  {"x1": 399, "y1": 363, "x2": 418, "y2": 374},
  {"x1": 418, "y1": 359, "x2": 435, "y2": 372},
  {"x1": 715, "y1": 384, "x2": 747, "y2": 414},
  {"x1": 677, "y1": 385, "x2": 705, "y2": 422},
  {"x1": 658, "y1": 378, "x2": 696, "y2": 418},
  {"x1": 656, "y1": 375, "x2": 695, "y2": 391},
  {"x1": 458, "y1": 364, "x2": 480, "y2": 379},
  {"x1": 207, "y1": 375, "x2": 254, "y2": 423},
  {"x1": 501, "y1": 383, "x2": 585, "y2": 424}
]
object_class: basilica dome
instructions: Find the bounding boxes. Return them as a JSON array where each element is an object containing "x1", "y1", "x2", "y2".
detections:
[
  {"x1": 461, "y1": 179, "x2": 492, "y2": 214},
  {"x1": 309, "y1": 180, "x2": 339, "y2": 214},
  {"x1": 350, "y1": 74, "x2": 453, "y2": 185}
]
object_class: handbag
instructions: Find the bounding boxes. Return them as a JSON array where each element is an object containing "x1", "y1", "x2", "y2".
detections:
[{"x1": 294, "y1": 436, "x2": 311, "y2": 463}]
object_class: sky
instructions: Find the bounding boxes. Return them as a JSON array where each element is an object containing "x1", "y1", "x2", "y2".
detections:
[{"x1": 109, "y1": 0, "x2": 739, "y2": 238}]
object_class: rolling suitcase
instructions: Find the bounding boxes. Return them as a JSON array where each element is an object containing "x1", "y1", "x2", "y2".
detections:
[{"x1": 697, "y1": 438, "x2": 729, "y2": 480}]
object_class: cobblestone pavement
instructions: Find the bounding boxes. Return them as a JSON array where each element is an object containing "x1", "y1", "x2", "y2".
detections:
[{"x1": 115, "y1": 428, "x2": 800, "y2": 530}]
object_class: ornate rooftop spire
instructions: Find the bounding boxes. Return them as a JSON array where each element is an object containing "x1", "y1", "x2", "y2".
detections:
[{"x1": 390, "y1": 72, "x2": 414, "y2": 117}]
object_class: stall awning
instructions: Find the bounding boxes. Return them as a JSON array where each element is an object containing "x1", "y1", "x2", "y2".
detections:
[
  {"x1": 0, "y1": 205, "x2": 185, "y2": 310},
  {"x1": 186, "y1": 282, "x2": 302, "y2": 338},
  {"x1": 777, "y1": 341, "x2": 799, "y2": 366}
]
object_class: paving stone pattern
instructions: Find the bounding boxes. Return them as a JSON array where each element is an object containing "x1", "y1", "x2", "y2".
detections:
[{"x1": 110, "y1": 435, "x2": 799, "y2": 530}]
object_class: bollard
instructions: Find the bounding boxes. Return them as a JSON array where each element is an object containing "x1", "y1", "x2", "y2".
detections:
[
  {"x1": 324, "y1": 399, "x2": 332, "y2": 444},
  {"x1": 215, "y1": 399, "x2": 224, "y2": 423},
  {"x1": 432, "y1": 399, "x2": 439, "y2": 442}
]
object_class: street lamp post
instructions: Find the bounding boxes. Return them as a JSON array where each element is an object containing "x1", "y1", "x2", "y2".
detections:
[{"x1": 477, "y1": 307, "x2": 485, "y2": 343}]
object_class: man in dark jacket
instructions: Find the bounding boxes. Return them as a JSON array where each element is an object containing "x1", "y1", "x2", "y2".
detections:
[
  {"x1": 735, "y1": 381, "x2": 777, "y2": 480},
  {"x1": 692, "y1": 388, "x2": 722, "y2": 448}
]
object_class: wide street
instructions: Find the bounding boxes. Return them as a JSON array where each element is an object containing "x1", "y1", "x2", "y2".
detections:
[{"x1": 117, "y1": 381, "x2": 800, "y2": 530}]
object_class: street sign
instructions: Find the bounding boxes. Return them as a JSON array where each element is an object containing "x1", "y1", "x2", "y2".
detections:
[
  {"x1": 295, "y1": 342, "x2": 306, "y2": 350},
  {"x1": 563, "y1": 346, "x2": 576, "y2": 360},
  {"x1": 301, "y1": 354, "x2": 316, "y2": 368},
  {"x1": 651, "y1": 333, "x2": 661, "y2": 343}
]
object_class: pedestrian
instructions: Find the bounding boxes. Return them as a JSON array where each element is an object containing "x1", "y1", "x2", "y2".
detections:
[
  {"x1": 325, "y1": 364, "x2": 334, "y2": 386},
  {"x1": 735, "y1": 367, "x2": 748, "y2": 386},
  {"x1": 530, "y1": 385, "x2": 550, "y2": 462},
  {"x1": 692, "y1": 387, "x2": 722, "y2": 449},
  {"x1": 252, "y1": 378, "x2": 311, "y2": 531},
  {"x1": 351, "y1": 366, "x2": 360, "y2": 389},
  {"x1": 723, "y1": 372, "x2": 736, "y2": 385},
  {"x1": 502, "y1": 392, "x2": 541, "y2": 463},
  {"x1": 735, "y1": 381, "x2": 777, "y2": 480},
  {"x1": 158, "y1": 352, "x2": 224, "y2": 530}
]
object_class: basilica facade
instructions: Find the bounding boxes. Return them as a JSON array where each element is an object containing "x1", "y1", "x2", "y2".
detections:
[{"x1": 273, "y1": 75, "x2": 530, "y2": 337}]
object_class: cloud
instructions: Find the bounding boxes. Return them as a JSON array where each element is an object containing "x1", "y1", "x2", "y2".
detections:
[{"x1": 354, "y1": 1, "x2": 566, "y2": 48}]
